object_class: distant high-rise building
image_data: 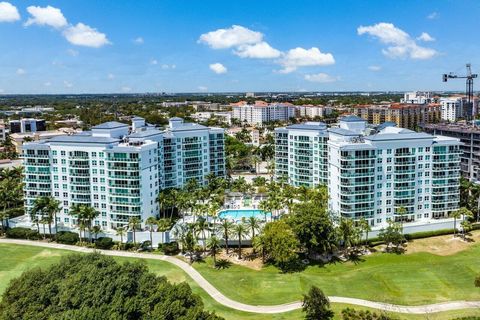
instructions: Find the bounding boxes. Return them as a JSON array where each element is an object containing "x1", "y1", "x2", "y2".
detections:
[
  {"x1": 231, "y1": 101, "x2": 296, "y2": 125},
  {"x1": 401, "y1": 91, "x2": 433, "y2": 104}
]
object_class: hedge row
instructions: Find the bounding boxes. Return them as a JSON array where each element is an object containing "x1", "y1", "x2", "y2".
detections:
[{"x1": 6, "y1": 228, "x2": 41, "y2": 240}]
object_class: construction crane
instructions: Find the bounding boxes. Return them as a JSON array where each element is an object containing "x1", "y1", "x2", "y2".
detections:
[{"x1": 443, "y1": 63, "x2": 478, "y2": 119}]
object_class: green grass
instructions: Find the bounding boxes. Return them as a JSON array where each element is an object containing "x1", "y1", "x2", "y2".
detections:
[
  {"x1": 194, "y1": 245, "x2": 480, "y2": 306},
  {"x1": 1, "y1": 243, "x2": 480, "y2": 320}
]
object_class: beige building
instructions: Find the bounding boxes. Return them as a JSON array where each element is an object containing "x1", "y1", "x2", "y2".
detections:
[
  {"x1": 352, "y1": 103, "x2": 441, "y2": 130},
  {"x1": 11, "y1": 128, "x2": 81, "y2": 153}
]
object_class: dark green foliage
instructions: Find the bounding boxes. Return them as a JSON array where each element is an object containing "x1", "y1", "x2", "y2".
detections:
[
  {"x1": 341, "y1": 308, "x2": 398, "y2": 320},
  {"x1": 56, "y1": 231, "x2": 80, "y2": 245},
  {"x1": 158, "y1": 242, "x2": 180, "y2": 255},
  {"x1": 0, "y1": 253, "x2": 222, "y2": 320},
  {"x1": 302, "y1": 286, "x2": 334, "y2": 320},
  {"x1": 94, "y1": 237, "x2": 114, "y2": 249},
  {"x1": 5, "y1": 227, "x2": 40, "y2": 240},
  {"x1": 475, "y1": 275, "x2": 480, "y2": 287}
]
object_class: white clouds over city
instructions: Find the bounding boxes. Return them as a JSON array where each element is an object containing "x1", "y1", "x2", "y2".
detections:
[
  {"x1": 22, "y1": 4, "x2": 109, "y2": 48},
  {"x1": 0, "y1": 2, "x2": 20, "y2": 22},
  {"x1": 304, "y1": 73, "x2": 337, "y2": 83},
  {"x1": 417, "y1": 32, "x2": 435, "y2": 42},
  {"x1": 199, "y1": 25, "x2": 335, "y2": 75},
  {"x1": 209, "y1": 63, "x2": 227, "y2": 74},
  {"x1": 357, "y1": 22, "x2": 437, "y2": 60}
]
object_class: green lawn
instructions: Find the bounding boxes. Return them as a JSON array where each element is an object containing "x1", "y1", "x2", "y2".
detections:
[
  {"x1": 1, "y1": 243, "x2": 480, "y2": 320},
  {"x1": 194, "y1": 244, "x2": 480, "y2": 307}
]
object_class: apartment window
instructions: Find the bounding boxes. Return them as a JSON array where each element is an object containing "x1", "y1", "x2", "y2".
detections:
[
  {"x1": 53, "y1": 159, "x2": 57, "y2": 164},
  {"x1": 92, "y1": 152, "x2": 96, "y2": 157},
  {"x1": 52, "y1": 150, "x2": 57, "y2": 155},
  {"x1": 387, "y1": 208, "x2": 392, "y2": 213},
  {"x1": 61, "y1": 151, "x2": 66, "y2": 156},
  {"x1": 386, "y1": 183, "x2": 391, "y2": 188},
  {"x1": 377, "y1": 158, "x2": 382, "y2": 163},
  {"x1": 377, "y1": 200, "x2": 382, "y2": 206},
  {"x1": 377, "y1": 209, "x2": 382, "y2": 214},
  {"x1": 377, "y1": 192, "x2": 382, "y2": 197},
  {"x1": 386, "y1": 191, "x2": 391, "y2": 196},
  {"x1": 377, "y1": 218, "x2": 382, "y2": 223},
  {"x1": 61, "y1": 159, "x2": 66, "y2": 164},
  {"x1": 387, "y1": 149, "x2": 392, "y2": 154},
  {"x1": 377, "y1": 183, "x2": 382, "y2": 188}
]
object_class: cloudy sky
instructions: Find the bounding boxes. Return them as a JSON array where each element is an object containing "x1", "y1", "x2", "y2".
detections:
[{"x1": 0, "y1": 0, "x2": 479, "y2": 93}]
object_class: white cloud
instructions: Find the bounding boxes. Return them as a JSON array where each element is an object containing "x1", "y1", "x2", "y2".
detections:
[
  {"x1": 427, "y1": 12, "x2": 438, "y2": 19},
  {"x1": 16, "y1": 68, "x2": 26, "y2": 75},
  {"x1": 304, "y1": 73, "x2": 337, "y2": 83},
  {"x1": 25, "y1": 5, "x2": 67, "y2": 28},
  {"x1": 198, "y1": 86, "x2": 208, "y2": 91},
  {"x1": 0, "y1": 2, "x2": 20, "y2": 22},
  {"x1": 278, "y1": 47, "x2": 335, "y2": 73},
  {"x1": 161, "y1": 64, "x2": 176, "y2": 69},
  {"x1": 357, "y1": 22, "x2": 437, "y2": 60},
  {"x1": 63, "y1": 80, "x2": 73, "y2": 88},
  {"x1": 368, "y1": 65, "x2": 382, "y2": 71},
  {"x1": 417, "y1": 32, "x2": 435, "y2": 42},
  {"x1": 63, "y1": 23, "x2": 110, "y2": 48},
  {"x1": 44, "y1": 81, "x2": 51, "y2": 86},
  {"x1": 121, "y1": 86, "x2": 132, "y2": 92},
  {"x1": 209, "y1": 63, "x2": 227, "y2": 74},
  {"x1": 133, "y1": 37, "x2": 144, "y2": 44},
  {"x1": 234, "y1": 41, "x2": 281, "y2": 59},
  {"x1": 150, "y1": 59, "x2": 158, "y2": 65},
  {"x1": 107, "y1": 73, "x2": 115, "y2": 80},
  {"x1": 67, "y1": 48, "x2": 79, "y2": 56},
  {"x1": 199, "y1": 25, "x2": 263, "y2": 49}
]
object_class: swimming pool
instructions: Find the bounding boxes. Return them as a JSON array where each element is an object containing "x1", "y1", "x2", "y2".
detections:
[{"x1": 218, "y1": 209, "x2": 268, "y2": 221}]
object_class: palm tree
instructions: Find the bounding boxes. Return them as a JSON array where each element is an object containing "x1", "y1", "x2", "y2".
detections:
[
  {"x1": 252, "y1": 235, "x2": 266, "y2": 263},
  {"x1": 338, "y1": 218, "x2": 355, "y2": 252},
  {"x1": 244, "y1": 216, "x2": 261, "y2": 253},
  {"x1": 128, "y1": 216, "x2": 142, "y2": 245},
  {"x1": 68, "y1": 204, "x2": 86, "y2": 242},
  {"x1": 92, "y1": 225, "x2": 102, "y2": 241},
  {"x1": 258, "y1": 200, "x2": 270, "y2": 222},
  {"x1": 115, "y1": 227, "x2": 126, "y2": 248},
  {"x1": 359, "y1": 218, "x2": 371, "y2": 246},
  {"x1": 206, "y1": 235, "x2": 221, "y2": 265},
  {"x1": 145, "y1": 216, "x2": 157, "y2": 250},
  {"x1": 219, "y1": 219, "x2": 234, "y2": 254},
  {"x1": 234, "y1": 223, "x2": 248, "y2": 259},
  {"x1": 195, "y1": 216, "x2": 209, "y2": 253},
  {"x1": 450, "y1": 209, "x2": 462, "y2": 237},
  {"x1": 171, "y1": 223, "x2": 188, "y2": 252},
  {"x1": 44, "y1": 197, "x2": 62, "y2": 240},
  {"x1": 82, "y1": 206, "x2": 100, "y2": 243},
  {"x1": 208, "y1": 201, "x2": 221, "y2": 229},
  {"x1": 30, "y1": 197, "x2": 48, "y2": 236}
]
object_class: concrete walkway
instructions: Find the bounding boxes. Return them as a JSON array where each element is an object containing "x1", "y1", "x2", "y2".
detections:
[{"x1": 2, "y1": 238, "x2": 480, "y2": 314}]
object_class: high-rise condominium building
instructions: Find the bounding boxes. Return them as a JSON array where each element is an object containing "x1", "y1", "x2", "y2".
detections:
[
  {"x1": 231, "y1": 101, "x2": 296, "y2": 125},
  {"x1": 275, "y1": 116, "x2": 462, "y2": 228},
  {"x1": 352, "y1": 103, "x2": 441, "y2": 130},
  {"x1": 440, "y1": 97, "x2": 465, "y2": 122},
  {"x1": 422, "y1": 122, "x2": 480, "y2": 181},
  {"x1": 22, "y1": 117, "x2": 225, "y2": 231},
  {"x1": 401, "y1": 91, "x2": 433, "y2": 104}
]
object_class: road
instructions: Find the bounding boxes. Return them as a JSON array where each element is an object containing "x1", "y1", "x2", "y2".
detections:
[{"x1": 1, "y1": 238, "x2": 479, "y2": 314}]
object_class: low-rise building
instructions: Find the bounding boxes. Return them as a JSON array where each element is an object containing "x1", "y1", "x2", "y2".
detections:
[
  {"x1": 401, "y1": 91, "x2": 433, "y2": 104},
  {"x1": 295, "y1": 105, "x2": 333, "y2": 119},
  {"x1": 9, "y1": 118, "x2": 46, "y2": 133}
]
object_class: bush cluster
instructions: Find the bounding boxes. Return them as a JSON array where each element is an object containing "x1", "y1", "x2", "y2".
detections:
[
  {"x1": 158, "y1": 242, "x2": 180, "y2": 255},
  {"x1": 56, "y1": 231, "x2": 79, "y2": 245},
  {"x1": 5, "y1": 227, "x2": 40, "y2": 240},
  {"x1": 95, "y1": 237, "x2": 114, "y2": 249}
]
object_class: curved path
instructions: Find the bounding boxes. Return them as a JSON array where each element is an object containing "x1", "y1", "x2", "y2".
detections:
[{"x1": 2, "y1": 238, "x2": 480, "y2": 314}]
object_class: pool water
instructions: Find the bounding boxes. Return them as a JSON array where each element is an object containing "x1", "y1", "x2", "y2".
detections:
[{"x1": 218, "y1": 209, "x2": 268, "y2": 221}]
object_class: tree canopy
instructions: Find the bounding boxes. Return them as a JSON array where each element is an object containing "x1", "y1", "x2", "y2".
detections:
[{"x1": 0, "y1": 254, "x2": 222, "y2": 320}]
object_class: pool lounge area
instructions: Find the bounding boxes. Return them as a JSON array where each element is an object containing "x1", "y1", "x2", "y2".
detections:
[{"x1": 218, "y1": 209, "x2": 268, "y2": 222}]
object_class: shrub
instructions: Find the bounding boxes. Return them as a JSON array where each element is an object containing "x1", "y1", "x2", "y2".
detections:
[
  {"x1": 341, "y1": 308, "x2": 398, "y2": 320},
  {"x1": 6, "y1": 227, "x2": 40, "y2": 240},
  {"x1": 158, "y1": 242, "x2": 180, "y2": 255},
  {"x1": 56, "y1": 231, "x2": 80, "y2": 245},
  {"x1": 95, "y1": 237, "x2": 114, "y2": 249}
]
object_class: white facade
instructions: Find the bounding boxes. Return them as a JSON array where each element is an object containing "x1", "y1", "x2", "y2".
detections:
[
  {"x1": 296, "y1": 105, "x2": 332, "y2": 118},
  {"x1": 0, "y1": 121, "x2": 6, "y2": 141},
  {"x1": 401, "y1": 91, "x2": 433, "y2": 104},
  {"x1": 23, "y1": 117, "x2": 225, "y2": 231},
  {"x1": 232, "y1": 102, "x2": 296, "y2": 126},
  {"x1": 275, "y1": 116, "x2": 462, "y2": 229},
  {"x1": 440, "y1": 97, "x2": 464, "y2": 122}
]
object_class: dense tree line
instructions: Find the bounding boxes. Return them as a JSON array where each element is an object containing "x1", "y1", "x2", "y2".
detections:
[{"x1": 0, "y1": 254, "x2": 222, "y2": 320}]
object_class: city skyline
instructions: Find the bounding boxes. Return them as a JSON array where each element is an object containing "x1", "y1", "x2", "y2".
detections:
[{"x1": 1, "y1": 0, "x2": 479, "y2": 94}]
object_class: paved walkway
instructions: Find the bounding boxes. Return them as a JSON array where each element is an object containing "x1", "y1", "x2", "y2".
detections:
[{"x1": 2, "y1": 238, "x2": 480, "y2": 314}]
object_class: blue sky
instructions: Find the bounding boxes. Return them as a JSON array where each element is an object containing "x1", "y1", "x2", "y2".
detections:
[{"x1": 0, "y1": 0, "x2": 479, "y2": 93}]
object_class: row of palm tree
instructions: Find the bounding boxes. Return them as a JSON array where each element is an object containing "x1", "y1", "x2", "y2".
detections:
[{"x1": 29, "y1": 196, "x2": 62, "y2": 239}]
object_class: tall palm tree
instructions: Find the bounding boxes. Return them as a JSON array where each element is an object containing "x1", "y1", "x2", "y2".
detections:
[
  {"x1": 252, "y1": 235, "x2": 266, "y2": 263},
  {"x1": 115, "y1": 227, "x2": 126, "y2": 248},
  {"x1": 244, "y1": 216, "x2": 261, "y2": 252},
  {"x1": 258, "y1": 200, "x2": 270, "y2": 222},
  {"x1": 208, "y1": 201, "x2": 221, "y2": 229},
  {"x1": 195, "y1": 216, "x2": 209, "y2": 253},
  {"x1": 145, "y1": 216, "x2": 157, "y2": 250},
  {"x1": 128, "y1": 216, "x2": 142, "y2": 245},
  {"x1": 68, "y1": 204, "x2": 86, "y2": 242},
  {"x1": 359, "y1": 218, "x2": 371, "y2": 246},
  {"x1": 450, "y1": 209, "x2": 462, "y2": 237},
  {"x1": 82, "y1": 206, "x2": 100, "y2": 243},
  {"x1": 30, "y1": 197, "x2": 48, "y2": 236},
  {"x1": 234, "y1": 222, "x2": 248, "y2": 259},
  {"x1": 44, "y1": 197, "x2": 62, "y2": 239},
  {"x1": 92, "y1": 225, "x2": 102, "y2": 241},
  {"x1": 206, "y1": 235, "x2": 221, "y2": 265},
  {"x1": 219, "y1": 219, "x2": 234, "y2": 254}
]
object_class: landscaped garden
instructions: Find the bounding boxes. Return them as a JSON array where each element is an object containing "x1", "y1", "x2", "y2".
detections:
[{"x1": 1, "y1": 239, "x2": 480, "y2": 320}]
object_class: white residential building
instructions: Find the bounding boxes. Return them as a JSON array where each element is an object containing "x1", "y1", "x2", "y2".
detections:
[
  {"x1": 0, "y1": 120, "x2": 6, "y2": 141},
  {"x1": 401, "y1": 91, "x2": 433, "y2": 104},
  {"x1": 440, "y1": 97, "x2": 464, "y2": 122},
  {"x1": 231, "y1": 101, "x2": 296, "y2": 125},
  {"x1": 295, "y1": 105, "x2": 333, "y2": 118},
  {"x1": 275, "y1": 116, "x2": 462, "y2": 228},
  {"x1": 22, "y1": 117, "x2": 225, "y2": 231}
]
